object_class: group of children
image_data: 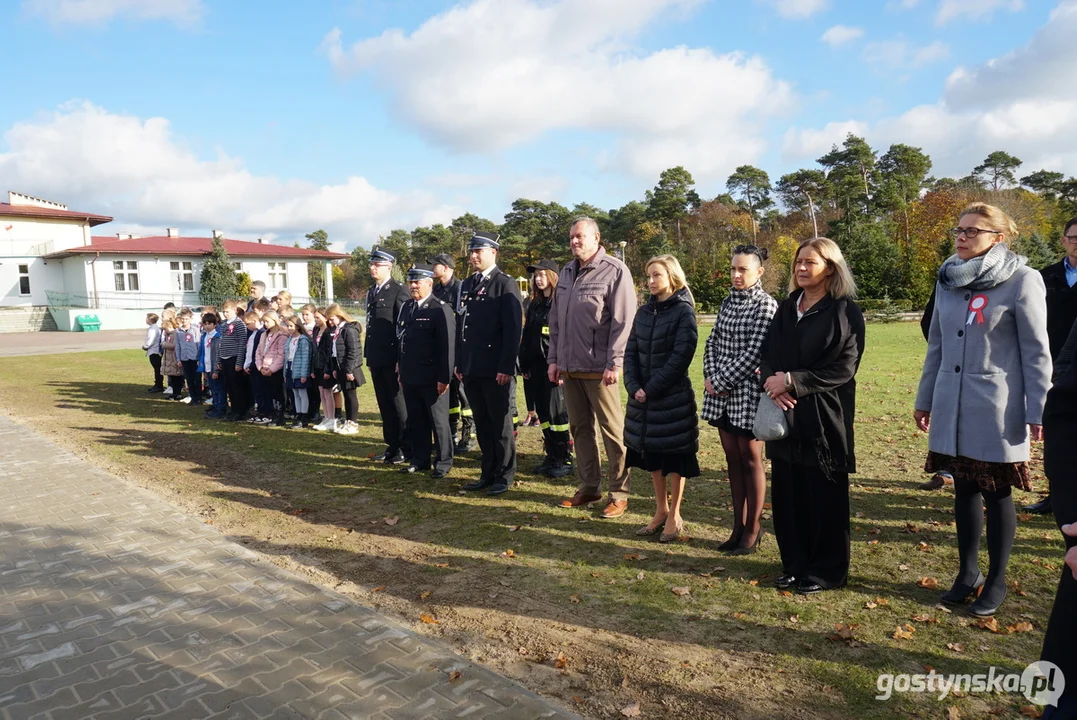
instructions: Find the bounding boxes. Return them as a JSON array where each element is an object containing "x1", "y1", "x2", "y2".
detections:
[{"x1": 141, "y1": 291, "x2": 367, "y2": 433}]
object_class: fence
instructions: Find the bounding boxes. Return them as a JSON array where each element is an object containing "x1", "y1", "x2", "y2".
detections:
[{"x1": 44, "y1": 290, "x2": 347, "y2": 312}]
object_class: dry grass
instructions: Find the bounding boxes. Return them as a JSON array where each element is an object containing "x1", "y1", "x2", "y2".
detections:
[{"x1": 0, "y1": 321, "x2": 1063, "y2": 719}]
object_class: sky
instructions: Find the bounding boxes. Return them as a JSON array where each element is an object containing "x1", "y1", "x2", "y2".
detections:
[{"x1": 0, "y1": 0, "x2": 1072, "y2": 252}]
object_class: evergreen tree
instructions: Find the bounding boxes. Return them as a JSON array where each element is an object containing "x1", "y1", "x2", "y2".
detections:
[
  {"x1": 199, "y1": 237, "x2": 238, "y2": 305},
  {"x1": 306, "y1": 229, "x2": 330, "y2": 300}
]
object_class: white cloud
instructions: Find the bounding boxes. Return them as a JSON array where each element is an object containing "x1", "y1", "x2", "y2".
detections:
[
  {"x1": 936, "y1": 0, "x2": 1024, "y2": 25},
  {"x1": 820, "y1": 24, "x2": 863, "y2": 47},
  {"x1": 0, "y1": 102, "x2": 462, "y2": 248},
  {"x1": 322, "y1": 0, "x2": 794, "y2": 182},
  {"x1": 782, "y1": 120, "x2": 870, "y2": 160},
  {"x1": 861, "y1": 37, "x2": 950, "y2": 70},
  {"x1": 783, "y1": 1, "x2": 1077, "y2": 178},
  {"x1": 21, "y1": 0, "x2": 203, "y2": 26},
  {"x1": 759, "y1": 0, "x2": 831, "y2": 19}
]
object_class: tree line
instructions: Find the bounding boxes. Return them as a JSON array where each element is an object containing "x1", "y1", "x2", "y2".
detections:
[{"x1": 317, "y1": 136, "x2": 1077, "y2": 312}]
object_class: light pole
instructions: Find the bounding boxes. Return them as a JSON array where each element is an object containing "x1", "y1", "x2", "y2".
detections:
[{"x1": 618, "y1": 240, "x2": 627, "y2": 262}]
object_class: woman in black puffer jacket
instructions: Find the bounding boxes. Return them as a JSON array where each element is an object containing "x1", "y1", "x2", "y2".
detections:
[{"x1": 624, "y1": 254, "x2": 699, "y2": 543}]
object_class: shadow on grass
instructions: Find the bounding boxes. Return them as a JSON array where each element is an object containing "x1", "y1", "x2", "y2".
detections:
[{"x1": 43, "y1": 378, "x2": 1060, "y2": 717}]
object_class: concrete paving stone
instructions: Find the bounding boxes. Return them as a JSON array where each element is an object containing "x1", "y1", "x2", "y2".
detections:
[
  {"x1": 0, "y1": 414, "x2": 575, "y2": 720},
  {"x1": 0, "y1": 686, "x2": 78, "y2": 720}
]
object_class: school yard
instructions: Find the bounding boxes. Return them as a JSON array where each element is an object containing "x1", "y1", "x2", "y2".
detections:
[{"x1": 0, "y1": 321, "x2": 1064, "y2": 719}]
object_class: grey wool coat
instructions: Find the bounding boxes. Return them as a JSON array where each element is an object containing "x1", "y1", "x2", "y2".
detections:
[{"x1": 915, "y1": 265, "x2": 1052, "y2": 463}]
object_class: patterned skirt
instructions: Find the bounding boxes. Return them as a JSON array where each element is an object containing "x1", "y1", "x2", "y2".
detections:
[{"x1": 925, "y1": 452, "x2": 1032, "y2": 493}]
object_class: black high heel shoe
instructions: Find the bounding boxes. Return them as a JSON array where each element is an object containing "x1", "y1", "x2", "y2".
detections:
[
  {"x1": 717, "y1": 529, "x2": 743, "y2": 552},
  {"x1": 727, "y1": 531, "x2": 763, "y2": 556},
  {"x1": 940, "y1": 572, "x2": 985, "y2": 605}
]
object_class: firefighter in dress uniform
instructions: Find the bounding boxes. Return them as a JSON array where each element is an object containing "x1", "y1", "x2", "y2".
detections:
[
  {"x1": 397, "y1": 264, "x2": 456, "y2": 479},
  {"x1": 365, "y1": 246, "x2": 412, "y2": 464},
  {"x1": 432, "y1": 253, "x2": 475, "y2": 453},
  {"x1": 456, "y1": 232, "x2": 523, "y2": 496}
]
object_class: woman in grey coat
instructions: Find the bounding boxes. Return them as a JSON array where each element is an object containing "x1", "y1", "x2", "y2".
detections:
[{"x1": 915, "y1": 202, "x2": 1052, "y2": 617}]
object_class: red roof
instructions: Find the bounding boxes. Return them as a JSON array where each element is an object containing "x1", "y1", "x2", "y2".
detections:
[
  {"x1": 46, "y1": 236, "x2": 348, "y2": 260},
  {"x1": 0, "y1": 202, "x2": 113, "y2": 226}
]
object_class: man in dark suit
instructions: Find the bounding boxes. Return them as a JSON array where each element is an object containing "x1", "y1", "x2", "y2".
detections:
[
  {"x1": 365, "y1": 246, "x2": 412, "y2": 465},
  {"x1": 1029, "y1": 217, "x2": 1077, "y2": 515},
  {"x1": 398, "y1": 264, "x2": 456, "y2": 478},
  {"x1": 432, "y1": 253, "x2": 475, "y2": 453},
  {"x1": 456, "y1": 232, "x2": 523, "y2": 496}
]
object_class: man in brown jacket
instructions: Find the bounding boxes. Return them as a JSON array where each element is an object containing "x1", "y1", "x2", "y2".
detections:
[{"x1": 547, "y1": 217, "x2": 637, "y2": 517}]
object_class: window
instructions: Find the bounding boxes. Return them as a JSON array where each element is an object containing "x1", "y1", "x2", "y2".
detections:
[
  {"x1": 170, "y1": 261, "x2": 194, "y2": 292},
  {"x1": 18, "y1": 264, "x2": 30, "y2": 296},
  {"x1": 232, "y1": 262, "x2": 242, "y2": 271},
  {"x1": 113, "y1": 260, "x2": 139, "y2": 292},
  {"x1": 268, "y1": 262, "x2": 288, "y2": 289}
]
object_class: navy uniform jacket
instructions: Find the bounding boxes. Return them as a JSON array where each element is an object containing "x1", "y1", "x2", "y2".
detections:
[
  {"x1": 398, "y1": 295, "x2": 455, "y2": 386},
  {"x1": 365, "y1": 279, "x2": 410, "y2": 368},
  {"x1": 457, "y1": 267, "x2": 523, "y2": 378},
  {"x1": 432, "y1": 276, "x2": 461, "y2": 311}
]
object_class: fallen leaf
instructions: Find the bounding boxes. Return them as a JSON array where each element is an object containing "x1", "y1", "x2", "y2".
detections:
[
  {"x1": 898, "y1": 564, "x2": 909, "y2": 571},
  {"x1": 946, "y1": 706, "x2": 961, "y2": 720},
  {"x1": 732, "y1": 612, "x2": 747, "y2": 620},
  {"x1": 636, "y1": 571, "x2": 646, "y2": 581},
  {"x1": 917, "y1": 577, "x2": 939, "y2": 589},
  {"x1": 946, "y1": 642, "x2": 965, "y2": 652},
  {"x1": 779, "y1": 590, "x2": 793, "y2": 597},
  {"x1": 976, "y1": 617, "x2": 1000, "y2": 633},
  {"x1": 554, "y1": 652, "x2": 568, "y2": 670},
  {"x1": 569, "y1": 594, "x2": 580, "y2": 604},
  {"x1": 623, "y1": 553, "x2": 641, "y2": 560},
  {"x1": 903, "y1": 523, "x2": 919, "y2": 533},
  {"x1": 917, "y1": 541, "x2": 931, "y2": 551},
  {"x1": 892, "y1": 624, "x2": 915, "y2": 640},
  {"x1": 935, "y1": 603, "x2": 952, "y2": 614},
  {"x1": 384, "y1": 517, "x2": 399, "y2": 526},
  {"x1": 1017, "y1": 513, "x2": 1033, "y2": 522},
  {"x1": 748, "y1": 579, "x2": 759, "y2": 586},
  {"x1": 509, "y1": 525, "x2": 521, "y2": 532},
  {"x1": 620, "y1": 701, "x2": 641, "y2": 718},
  {"x1": 620, "y1": 675, "x2": 630, "y2": 688},
  {"x1": 911, "y1": 613, "x2": 938, "y2": 623},
  {"x1": 671, "y1": 586, "x2": 691, "y2": 596},
  {"x1": 371, "y1": 585, "x2": 385, "y2": 593},
  {"x1": 448, "y1": 670, "x2": 461, "y2": 682},
  {"x1": 1019, "y1": 706, "x2": 1043, "y2": 718},
  {"x1": 573, "y1": 696, "x2": 584, "y2": 704},
  {"x1": 1007, "y1": 621, "x2": 1034, "y2": 634},
  {"x1": 499, "y1": 549, "x2": 516, "y2": 559},
  {"x1": 864, "y1": 601, "x2": 878, "y2": 609},
  {"x1": 419, "y1": 612, "x2": 439, "y2": 624},
  {"x1": 788, "y1": 615, "x2": 799, "y2": 624},
  {"x1": 419, "y1": 591, "x2": 431, "y2": 600},
  {"x1": 855, "y1": 511, "x2": 865, "y2": 518},
  {"x1": 435, "y1": 563, "x2": 449, "y2": 568}
]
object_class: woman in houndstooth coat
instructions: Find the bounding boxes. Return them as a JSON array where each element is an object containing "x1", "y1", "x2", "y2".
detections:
[{"x1": 701, "y1": 246, "x2": 777, "y2": 555}]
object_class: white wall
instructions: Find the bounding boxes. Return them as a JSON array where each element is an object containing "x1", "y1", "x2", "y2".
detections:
[
  {"x1": 0, "y1": 257, "x2": 65, "y2": 306},
  {"x1": 0, "y1": 216, "x2": 91, "y2": 255},
  {"x1": 241, "y1": 259, "x2": 314, "y2": 301}
]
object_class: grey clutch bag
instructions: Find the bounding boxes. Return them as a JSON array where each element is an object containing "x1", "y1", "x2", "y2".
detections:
[{"x1": 753, "y1": 394, "x2": 789, "y2": 441}]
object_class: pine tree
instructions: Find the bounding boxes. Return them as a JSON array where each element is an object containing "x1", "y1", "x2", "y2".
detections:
[{"x1": 199, "y1": 237, "x2": 238, "y2": 305}]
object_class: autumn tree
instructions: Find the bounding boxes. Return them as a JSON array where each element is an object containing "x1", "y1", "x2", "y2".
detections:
[{"x1": 974, "y1": 151, "x2": 1022, "y2": 191}]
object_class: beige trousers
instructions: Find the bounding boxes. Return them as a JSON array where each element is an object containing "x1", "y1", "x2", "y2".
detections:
[{"x1": 562, "y1": 376, "x2": 630, "y2": 502}]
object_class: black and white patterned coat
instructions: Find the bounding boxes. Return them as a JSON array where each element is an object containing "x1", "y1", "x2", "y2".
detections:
[{"x1": 701, "y1": 282, "x2": 778, "y2": 431}]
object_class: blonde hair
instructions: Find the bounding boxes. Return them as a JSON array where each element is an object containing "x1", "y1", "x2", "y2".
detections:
[
  {"x1": 262, "y1": 310, "x2": 281, "y2": 330},
  {"x1": 645, "y1": 254, "x2": 689, "y2": 294},
  {"x1": 222, "y1": 299, "x2": 240, "y2": 311},
  {"x1": 788, "y1": 237, "x2": 857, "y2": 299},
  {"x1": 299, "y1": 303, "x2": 317, "y2": 315},
  {"x1": 276, "y1": 290, "x2": 293, "y2": 308},
  {"x1": 161, "y1": 316, "x2": 177, "y2": 331},
  {"x1": 324, "y1": 303, "x2": 354, "y2": 323},
  {"x1": 960, "y1": 202, "x2": 1018, "y2": 240}
]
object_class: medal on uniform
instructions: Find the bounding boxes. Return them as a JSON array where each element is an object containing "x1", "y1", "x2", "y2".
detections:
[{"x1": 966, "y1": 294, "x2": 988, "y2": 326}]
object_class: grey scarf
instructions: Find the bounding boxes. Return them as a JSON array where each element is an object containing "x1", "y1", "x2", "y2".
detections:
[{"x1": 938, "y1": 243, "x2": 1026, "y2": 291}]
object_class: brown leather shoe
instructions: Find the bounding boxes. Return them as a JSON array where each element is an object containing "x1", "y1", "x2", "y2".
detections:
[
  {"x1": 559, "y1": 491, "x2": 602, "y2": 508},
  {"x1": 919, "y1": 472, "x2": 954, "y2": 491},
  {"x1": 600, "y1": 500, "x2": 628, "y2": 518}
]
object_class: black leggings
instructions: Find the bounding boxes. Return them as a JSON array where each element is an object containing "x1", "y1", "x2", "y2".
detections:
[
  {"x1": 952, "y1": 476, "x2": 1015, "y2": 607},
  {"x1": 342, "y1": 387, "x2": 358, "y2": 422}
]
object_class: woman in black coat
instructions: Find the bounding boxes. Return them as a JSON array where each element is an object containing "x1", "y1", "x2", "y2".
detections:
[
  {"x1": 324, "y1": 303, "x2": 366, "y2": 436},
  {"x1": 760, "y1": 237, "x2": 865, "y2": 596},
  {"x1": 1040, "y1": 316, "x2": 1077, "y2": 718},
  {"x1": 624, "y1": 254, "x2": 699, "y2": 543}
]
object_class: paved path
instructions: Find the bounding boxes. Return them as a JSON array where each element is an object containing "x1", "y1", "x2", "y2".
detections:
[
  {"x1": 0, "y1": 330, "x2": 145, "y2": 357},
  {"x1": 0, "y1": 415, "x2": 575, "y2": 720}
]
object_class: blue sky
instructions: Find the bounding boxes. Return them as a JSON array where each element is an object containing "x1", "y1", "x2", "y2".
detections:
[{"x1": 0, "y1": 0, "x2": 1070, "y2": 251}]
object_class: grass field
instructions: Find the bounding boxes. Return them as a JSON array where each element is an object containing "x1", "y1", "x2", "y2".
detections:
[{"x1": 0, "y1": 321, "x2": 1064, "y2": 719}]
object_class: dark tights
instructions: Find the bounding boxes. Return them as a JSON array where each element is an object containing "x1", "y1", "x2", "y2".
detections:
[
  {"x1": 953, "y1": 476, "x2": 1015, "y2": 607},
  {"x1": 719, "y1": 428, "x2": 766, "y2": 548}
]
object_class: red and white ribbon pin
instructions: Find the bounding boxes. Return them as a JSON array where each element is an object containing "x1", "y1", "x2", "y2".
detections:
[{"x1": 967, "y1": 294, "x2": 988, "y2": 326}]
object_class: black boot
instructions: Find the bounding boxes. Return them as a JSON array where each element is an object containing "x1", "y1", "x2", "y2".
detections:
[
  {"x1": 533, "y1": 435, "x2": 554, "y2": 474},
  {"x1": 970, "y1": 488, "x2": 1015, "y2": 617},
  {"x1": 546, "y1": 437, "x2": 574, "y2": 478}
]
